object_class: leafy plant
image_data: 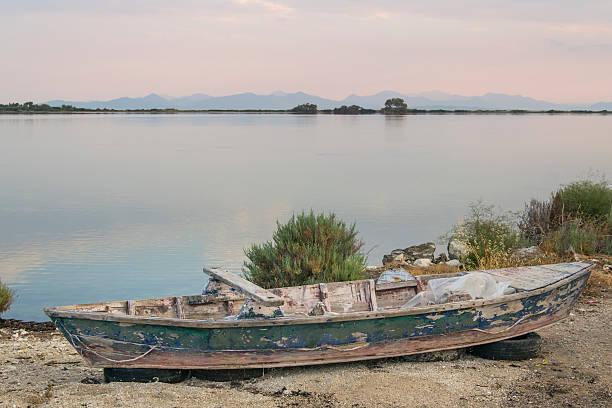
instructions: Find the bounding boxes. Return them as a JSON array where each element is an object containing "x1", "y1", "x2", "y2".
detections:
[
  {"x1": 558, "y1": 178, "x2": 612, "y2": 222},
  {"x1": 540, "y1": 218, "x2": 611, "y2": 256},
  {"x1": 0, "y1": 281, "x2": 14, "y2": 314},
  {"x1": 519, "y1": 177, "x2": 611, "y2": 256},
  {"x1": 244, "y1": 211, "x2": 367, "y2": 288},
  {"x1": 448, "y1": 201, "x2": 524, "y2": 269}
]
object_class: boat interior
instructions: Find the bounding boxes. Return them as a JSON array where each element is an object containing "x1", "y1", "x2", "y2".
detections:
[
  {"x1": 53, "y1": 272, "x2": 452, "y2": 320},
  {"x1": 50, "y1": 263, "x2": 588, "y2": 321}
]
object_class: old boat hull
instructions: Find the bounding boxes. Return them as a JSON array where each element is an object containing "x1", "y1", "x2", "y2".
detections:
[{"x1": 45, "y1": 265, "x2": 591, "y2": 369}]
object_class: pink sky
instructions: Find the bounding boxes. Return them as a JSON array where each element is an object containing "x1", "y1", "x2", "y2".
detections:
[{"x1": 2, "y1": 1, "x2": 611, "y2": 103}]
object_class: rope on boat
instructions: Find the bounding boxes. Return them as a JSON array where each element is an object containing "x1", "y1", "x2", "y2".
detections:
[
  {"x1": 58, "y1": 321, "x2": 159, "y2": 363},
  {"x1": 290, "y1": 343, "x2": 370, "y2": 352},
  {"x1": 470, "y1": 309, "x2": 549, "y2": 335}
]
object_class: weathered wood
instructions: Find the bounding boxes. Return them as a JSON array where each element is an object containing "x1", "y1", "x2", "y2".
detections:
[
  {"x1": 48, "y1": 265, "x2": 591, "y2": 370},
  {"x1": 365, "y1": 279, "x2": 378, "y2": 311},
  {"x1": 376, "y1": 285, "x2": 417, "y2": 310},
  {"x1": 200, "y1": 280, "x2": 247, "y2": 302},
  {"x1": 272, "y1": 285, "x2": 321, "y2": 315},
  {"x1": 318, "y1": 283, "x2": 331, "y2": 312},
  {"x1": 376, "y1": 280, "x2": 418, "y2": 291},
  {"x1": 174, "y1": 297, "x2": 185, "y2": 319},
  {"x1": 327, "y1": 280, "x2": 374, "y2": 313},
  {"x1": 203, "y1": 267, "x2": 284, "y2": 306},
  {"x1": 126, "y1": 300, "x2": 135, "y2": 316},
  {"x1": 485, "y1": 266, "x2": 573, "y2": 290},
  {"x1": 47, "y1": 263, "x2": 594, "y2": 329}
]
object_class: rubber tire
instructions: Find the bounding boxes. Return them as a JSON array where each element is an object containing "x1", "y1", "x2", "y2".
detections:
[
  {"x1": 103, "y1": 368, "x2": 188, "y2": 383},
  {"x1": 470, "y1": 332, "x2": 542, "y2": 361},
  {"x1": 191, "y1": 369, "x2": 265, "y2": 382}
]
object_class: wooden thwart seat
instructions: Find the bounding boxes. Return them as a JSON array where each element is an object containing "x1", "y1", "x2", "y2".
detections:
[{"x1": 203, "y1": 267, "x2": 284, "y2": 306}]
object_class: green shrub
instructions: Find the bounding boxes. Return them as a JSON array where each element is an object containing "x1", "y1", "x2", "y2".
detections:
[
  {"x1": 244, "y1": 211, "x2": 367, "y2": 288},
  {"x1": 541, "y1": 218, "x2": 611, "y2": 256},
  {"x1": 558, "y1": 179, "x2": 612, "y2": 222},
  {"x1": 448, "y1": 201, "x2": 524, "y2": 269},
  {"x1": 289, "y1": 103, "x2": 318, "y2": 114},
  {"x1": 0, "y1": 281, "x2": 14, "y2": 314},
  {"x1": 519, "y1": 177, "x2": 611, "y2": 256}
]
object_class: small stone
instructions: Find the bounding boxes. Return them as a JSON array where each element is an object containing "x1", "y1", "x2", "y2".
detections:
[
  {"x1": 445, "y1": 259, "x2": 462, "y2": 267},
  {"x1": 382, "y1": 249, "x2": 406, "y2": 265},
  {"x1": 448, "y1": 237, "x2": 469, "y2": 260},
  {"x1": 434, "y1": 253, "x2": 448, "y2": 264}
]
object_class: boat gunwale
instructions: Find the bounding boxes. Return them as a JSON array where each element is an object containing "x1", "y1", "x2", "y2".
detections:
[{"x1": 44, "y1": 263, "x2": 594, "y2": 329}]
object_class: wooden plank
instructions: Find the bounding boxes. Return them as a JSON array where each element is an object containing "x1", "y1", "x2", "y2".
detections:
[
  {"x1": 272, "y1": 284, "x2": 321, "y2": 315},
  {"x1": 181, "y1": 301, "x2": 229, "y2": 320},
  {"x1": 126, "y1": 300, "x2": 136, "y2": 316},
  {"x1": 485, "y1": 265, "x2": 579, "y2": 290},
  {"x1": 376, "y1": 280, "x2": 418, "y2": 291},
  {"x1": 376, "y1": 286, "x2": 418, "y2": 310},
  {"x1": 203, "y1": 267, "x2": 284, "y2": 307},
  {"x1": 327, "y1": 281, "x2": 372, "y2": 313},
  {"x1": 132, "y1": 298, "x2": 176, "y2": 318},
  {"x1": 174, "y1": 297, "x2": 185, "y2": 319},
  {"x1": 365, "y1": 279, "x2": 378, "y2": 311},
  {"x1": 540, "y1": 262, "x2": 591, "y2": 274}
]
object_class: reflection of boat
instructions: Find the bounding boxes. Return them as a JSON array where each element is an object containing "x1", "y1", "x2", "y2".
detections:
[{"x1": 44, "y1": 262, "x2": 593, "y2": 370}]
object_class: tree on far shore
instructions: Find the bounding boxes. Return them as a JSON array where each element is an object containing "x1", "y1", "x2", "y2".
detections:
[
  {"x1": 382, "y1": 98, "x2": 408, "y2": 114},
  {"x1": 333, "y1": 105, "x2": 376, "y2": 114},
  {"x1": 290, "y1": 103, "x2": 318, "y2": 114}
]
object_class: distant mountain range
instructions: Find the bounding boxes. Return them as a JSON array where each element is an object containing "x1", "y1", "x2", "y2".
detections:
[{"x1": 46, "y1": 91, "x2": 612, "y2": 111}]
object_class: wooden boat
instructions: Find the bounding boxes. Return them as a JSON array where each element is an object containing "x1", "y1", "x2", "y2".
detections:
[{"x1": 44, "y1": 262, "x2": 593, "y2": 370}]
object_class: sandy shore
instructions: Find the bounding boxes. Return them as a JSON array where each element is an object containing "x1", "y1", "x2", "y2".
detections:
[{"x1": 1, "y1": 292, "x2": 610, "y2": 407}]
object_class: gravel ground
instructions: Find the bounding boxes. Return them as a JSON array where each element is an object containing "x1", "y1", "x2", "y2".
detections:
[{"x1": 1, "y1": 293, "x2": 609, "y2": 407}]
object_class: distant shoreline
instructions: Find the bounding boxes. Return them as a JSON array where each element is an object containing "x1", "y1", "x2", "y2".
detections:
[{"x1": 1, "y1": 109, "x2": 610, "y2": 115}]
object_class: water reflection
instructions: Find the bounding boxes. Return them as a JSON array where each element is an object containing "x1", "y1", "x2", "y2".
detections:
[{"x1": 0, "y1": 113, "x2": 610, "y2": 320}]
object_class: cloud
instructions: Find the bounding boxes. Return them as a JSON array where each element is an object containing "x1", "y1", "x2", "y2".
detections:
[
  {"x1": 371, "y1": 11, "x2": 391, "y2": 20},
  {"x1": 234, "y1": 0, "x2": 293, "y2": 18},
  {"x1": 1, "y1": 1, "x2": 611, "y2": 102}
]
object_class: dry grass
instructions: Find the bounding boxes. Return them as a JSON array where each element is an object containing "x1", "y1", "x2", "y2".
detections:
[
  {"x1": 579, "y1": 254, "x2": 612, "y2": 296},
  {"x1": 407, "y1": 263, "x2": 461, "y2": 276},
  {"x1": 584, "y1": 270, "x2": 612, "y2": 296},
  {"x1": 465, "y1": 252, "x2": 572, "y2": 271},
  {"x1": 366, "y1": 262, "x2": 460, "y2": 279}
]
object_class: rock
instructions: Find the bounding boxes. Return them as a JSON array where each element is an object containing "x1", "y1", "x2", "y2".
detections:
[
  {"x1": 403, "y1": 242, "x2": 436, "y2": 262},
  {"x1": 413, "y1": 258, "x2": 433, "y2": 267},
  {"x1": 382, "y1": 249, "x2": 406, "y2": 265},
  {"x1": 382, "y1": 242, "x2": 435, "y2": 265},
  {"x1": 445, "y1": 259, "x2": 462, "y2": 267},
  {"x1": 434, "y1": 253, "x2": 448, "y2": 264},
  {"x1": 511, "y1": 246, "x2": 543, "y2": 259},
  {"x1": 448, "y1": 237, "x2": 469, "y2": 260}
]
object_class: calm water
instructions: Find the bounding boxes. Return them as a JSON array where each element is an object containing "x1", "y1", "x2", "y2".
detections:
[{"x1": 1, "y1": 113, "x2": 611, "y2": 321}]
